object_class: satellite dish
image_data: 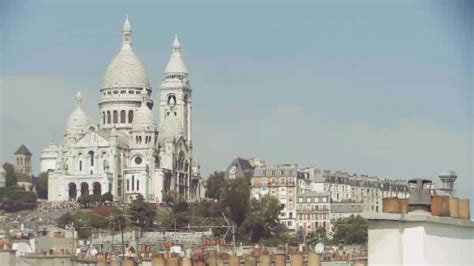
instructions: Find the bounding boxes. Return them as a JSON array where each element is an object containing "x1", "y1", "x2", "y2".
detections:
[{"x1": 315, "y1": 243, "x2": 325, "y2": 254}]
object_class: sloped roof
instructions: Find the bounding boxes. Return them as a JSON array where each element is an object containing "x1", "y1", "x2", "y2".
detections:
[{"x1": 14, "y1": 145, "x2": 32, "y2": 155}]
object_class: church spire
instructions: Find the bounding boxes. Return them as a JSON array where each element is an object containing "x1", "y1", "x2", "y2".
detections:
[
  {"x1": 122, "y1": 14, "x2": 132, "y2": 49},
  {"x1": 164, "y1": 34, "x2": 188, "y2": 74}
]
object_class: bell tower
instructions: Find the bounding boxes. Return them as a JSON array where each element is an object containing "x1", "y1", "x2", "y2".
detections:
[
  {"x1": 14, "y1": 145, "x2": 32, "y2": 175},
  {"x1": 158, "y1": 35, "x2": 192, "y2": 145}
]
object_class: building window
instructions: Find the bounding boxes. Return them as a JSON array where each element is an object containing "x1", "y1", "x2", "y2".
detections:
[
  {"x1": 113, "y1": 110, "x2": 118, "y2": 123},
  {"x1": 128, "y1": 110, "x2": 134, "y2": 123},
  {"x1": 137, "y1": 180, "x2": 139, "y2": 191},
  {"x1": 107, "y1": 111, "x2": 111, "y2": 124},
  {"x1": 88, "y1": 151, "x2": 94, "y2": 166},
  {"x1": 127, "y1": 179, "x2": 130, "y2": 191},
  {"x1": 102, "y1": 112, "x2": 105, "y2": 124},
  {"x1": 79, "y1": 160, "x2": 82, "y2": 171},
  {"x1": 132, "y1": 176, "x2": 135, "y2": 191},
  {"x1": 120, "y1": 110, "x2": 126, "y2": 123}
]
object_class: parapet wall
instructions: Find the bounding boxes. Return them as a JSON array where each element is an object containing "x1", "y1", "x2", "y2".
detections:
[{"x1": 366, "y1": 212, "x2": 474, "y2": 265}]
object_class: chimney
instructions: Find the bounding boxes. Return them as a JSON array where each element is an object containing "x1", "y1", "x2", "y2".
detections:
[{"x1": 408, "y1": 179, "x2": 432, "y2": 213}]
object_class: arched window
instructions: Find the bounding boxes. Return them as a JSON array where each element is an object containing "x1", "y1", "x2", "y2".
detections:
[
  {"x1": 128, "y1": 110, "x2": 134, "y2": 123},
  {"x1": 167, "y1": 95, "x2": 176, "y2": 105},
  {"x1": 132, "y1": 175, "x2": 135, "y2": 191},
  {"x1": 120, "y1": 110, "x2": 126, "y2": 123},
  {"x1": 79, "y1": 160, "x2": 82, "y2": 171},
  {"x1": 113, "y1": 110, "x2": 118, "y2": 123},
  {"x1": 107, "y1": 111, "x2": 111, "y2": 124},
  {"x1": 102, "y1": 112, "x2": 105, "y2": 124},
  {"x1": 88, "y1": 151, "x2": 94, "y2": 166}
]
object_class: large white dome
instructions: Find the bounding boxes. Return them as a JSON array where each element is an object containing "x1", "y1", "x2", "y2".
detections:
[
  {"x1": 102, "y1": 49, "x2": 150, "y2": 89},
  {"x1": 102, "y1": 17, "x2": 150, "y2": 89}
]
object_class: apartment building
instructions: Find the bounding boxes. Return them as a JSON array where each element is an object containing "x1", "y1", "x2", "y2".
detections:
[
  {"x1": 296, "y1": 192, "x2": 331, "y2": 237},
  {"x1": 250, "y1": 164, "x2": 298, "y2": 230},
  {"x1": 330, "y1": 202, "x2": 364, "y2": 221}
]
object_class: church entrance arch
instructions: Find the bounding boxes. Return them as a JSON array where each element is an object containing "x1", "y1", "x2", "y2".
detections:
[
  {"x1": 80, "y1": 182, "x2": 89, "y2": 196},
  {"x1": 68, "y1": 183, "x2": 77, "y2": 200},
  {"x1": 93, "y1": 182, "x2": 101, "y2": 196}
]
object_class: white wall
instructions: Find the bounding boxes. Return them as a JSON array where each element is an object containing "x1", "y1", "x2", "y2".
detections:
[{"x1": 368, "y1": 213, "x2": 474, "y2": 265}]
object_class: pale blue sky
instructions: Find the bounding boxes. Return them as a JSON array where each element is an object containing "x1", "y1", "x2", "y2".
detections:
[{"x1": 0, "y1": 1, "x2": 472, "y2": 202}]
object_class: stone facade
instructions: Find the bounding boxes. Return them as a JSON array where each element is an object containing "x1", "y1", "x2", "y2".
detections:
[
  {"x1": 42, "y1": 17, "x2": 202, "y2": 203},
  {"x1": 330, "y1": 202, "x2": 364, "y2": 221},
  {"x1": 296, "y1": 192, "x2": 331, "y2": 237}
]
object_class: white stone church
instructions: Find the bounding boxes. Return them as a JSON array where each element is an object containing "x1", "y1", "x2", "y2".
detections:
[{"x1": 41, "y1": 17, "x2": 203, "y2": 203}]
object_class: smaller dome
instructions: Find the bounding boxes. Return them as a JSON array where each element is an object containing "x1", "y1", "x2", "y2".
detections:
[
  {"x1": 66, "y1": 92, "x2": 93, "y2": 135},
  {"x1": 132, "y1": 93, "x2": 156, "y2": 131}
]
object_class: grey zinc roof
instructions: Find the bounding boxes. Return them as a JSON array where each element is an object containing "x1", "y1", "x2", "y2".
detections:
[{"x1": 14, "y1": 145, "x2": 32, "y2": 155}]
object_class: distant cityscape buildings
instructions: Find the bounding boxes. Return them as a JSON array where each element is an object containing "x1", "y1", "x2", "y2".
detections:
[{"x1": 227, "y1": 157, "x2": 410, "y2": 237}]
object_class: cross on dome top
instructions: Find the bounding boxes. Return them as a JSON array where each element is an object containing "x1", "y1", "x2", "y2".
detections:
[
  {"x1": 76, "y1": 91, "x2": 83, "y2": 107},
  {"x1": 173, "y1": 34, "x2": 181, "y2": 50}
]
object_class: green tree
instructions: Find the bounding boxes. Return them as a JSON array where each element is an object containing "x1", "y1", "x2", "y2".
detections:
[
  {"x1": 57, "y1": 212, "x2": 75, "y2": 228},
  {"x1": 221, "y1": 178, "x2": 250, "y2": 226},
  {"x1": 2, "y1": 163, "x2": 17, "y2": 187},
  {"x1": 241, "y1": 195, "x2": 283, "y2": 243},
  {"x1": 101, "y1": 192, "x2": 113, "y2": 202},
  {"x1": 163, "y1": 190, "x2": 180, "y2": 206},
  {"x1": 77, "y1": 194, "x2": 93, "y2": 206},
  {"x1": 0, "y1": 186, "x2": 37, "y2": 211},
  {"x1": 127, "y1": 194, "x2": 157, "y2": 231},
  {"x1": 110, "y1": 208, "x2": 127, "y2": 232},
  {"x1": 204, "y1": 171, "x2": 226, "y2": 200},
  {"x1": 331, "y1": 215, "x2": 368, "y2": 245},
  {"x1": 36, "y1": 172, "x2": 49, "y2": 199}
]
